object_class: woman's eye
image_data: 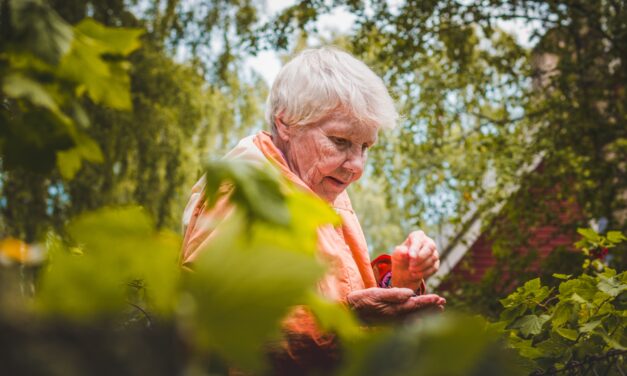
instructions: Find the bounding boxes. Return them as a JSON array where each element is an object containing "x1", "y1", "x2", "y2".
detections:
[{"x1": 330, "y1": 137, "x2": 350, "y2": 148}]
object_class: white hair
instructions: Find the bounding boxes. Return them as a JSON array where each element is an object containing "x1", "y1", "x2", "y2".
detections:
[{"x1": 265, "y1": 46, "x2": 398, "y2": 132}]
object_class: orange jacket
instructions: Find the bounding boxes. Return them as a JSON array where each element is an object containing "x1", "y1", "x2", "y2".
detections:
[
  {"x1": 181, "y1": 131, "x2": 377, "y2": 299},
  {"x1": 180, "y1": 131, "x2": 378, "y2": 371}
]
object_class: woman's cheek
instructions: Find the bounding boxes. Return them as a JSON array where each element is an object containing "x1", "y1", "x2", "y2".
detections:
[{"x1": 318, "y1": 146, "x2": 345, "y2": 173}]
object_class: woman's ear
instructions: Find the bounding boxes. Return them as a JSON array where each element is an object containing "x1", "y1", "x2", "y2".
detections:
[{"x1": 274, "y1": 116, "x2": 290, "y2": 142}]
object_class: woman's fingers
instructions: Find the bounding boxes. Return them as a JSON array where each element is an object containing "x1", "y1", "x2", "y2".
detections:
[
  {"x1": 408, "y1": 263, "x2": 438, "y2": 281},
  {"x1": 377, "y1": 287, "x2": 416, "y2": 303},
  {"x1": 406, "y1": 233, "x2": 427, "y2": 271},
  {"x1": 392, "y1": 245, "x2": 410, "y2": 278},
  {"x1": 404, "y1": 234, "x2": 439, "y2": 279},
  {"x1": 405, "y1": 231, "x2": 435, "y2": 261},
  {"x1": 412, "y1": 252, "x2": 439, "y2": 272},
  {"x1": 404, "y1": 231, "x2": 423, "y2": 257},
  {"x1": 393, "y1": 231, "x2": 440, "y2": 287},
  {"x1": 392, "y1": 245, "x2": 409, "y2": 265},
  {"x1": 413, "y1": 265, "x2": 438, "y2": 280},
  {"x1": 395, "y1": 294, "x2": 446, "y2": 315},
  {"x1": 347, "y1": 288, "x2": 446, "y2": 324},
  {"x1": 409, "y1": 244, "x2": 435, "y2": 270},
  {"x1": 417, "y1": 237, "x2": 436, "y2": 260},
  {"x1": 347, "y1": 287, "x2": 414, "y2": 306}
]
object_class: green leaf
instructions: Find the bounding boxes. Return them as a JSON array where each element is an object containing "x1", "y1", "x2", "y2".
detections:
[
  {"x1": 248, "y1": 190, "x2": 340, "y2": 257},
  {"x1": 56, "y1": 148, "x2": 82, "y2": 180},
  {"x1": 57, "y1": 19, "x2": 142, "y2": 110},
  {"x1": 570, "y1": 293, "x2": 589, "y2": 305},
  {"x1": 535, "y1": 333, "x2": 572, "y2": 359},
  {"x1": 606, "y1": 231, "x2": 626, "y2": 244},
  {"x1": 577, "y1": 228, "x2": 600, "y2": 242},
  {"x1": 204, "y1": 160, "x2": 292, "y2": 226},
  {"x1": 36, "y1": 207, "x2": 181, "y2": 318},
  {"x1": 339, "y1": 328, "x2": 396, "y2": 376},
  {"x1": 579, "y1": 320, "x2": 602, "y2": 333},
  {"x1": 500, "y1": 304, "x2": 528, "y2": 324},
  {"x1": 56, "y1": 133, "x2": 103, "y2": 179},
  {"x1": 597, "y1": 275, "x2": 627, "y2": 297},
  {"x1": 74, "y1": 135, "x2": 103, "y2": 163},
  {"x1": 525, "y1": 278, "x2": 542, "y2": 290},
  {"x1": 11, "y1": 0, "x2": 73, "y2": 64},
  {"x1": 512, "y1": 314, "x2": 550, "y2": 337},
  {"x1": 58, "y1": 44, "x2": 129, "y2": 109},
  {"x1": 2, "y1": 74, "x2": 70, "y2": 125},
  {"x1": 181, "y1": 162, "x2": 338, "y2": 371},
  {"x1": 507, "y1": 334, "x2": 544, "y2": 359},
  {"x1": 553, "y1": 273, "x2": 572, "y2": 280},
  {"x1": 601, "y1": 268, "x2": 618, "y2": 278},
  {"x1": 552, "y1": 301, "x2": 576, "y2": 327},
  {"x1": 74, "y1": 18, "x2": 143, "y2": 55},
  {"x1": 288, "y1": 190, "x2": 341, "y2": 230},
  {"x1": 3, "y1": 74, "x2": 56, "y2": 110},
  {"x1": 600, "y1": 333, "x2": 627, "y2": 351},
  {"x1": 184, "y1": 211, "x2": 325, "y2": 371},
  {"x1": 555, "y1": 327, "x2": 578, "y2": 341},
  {"x1": 559, "y1": 276, "x2": 598, "y2": 301},
  {"x1": 500, "y1": 278, "x2": 541, "y2": 308}
]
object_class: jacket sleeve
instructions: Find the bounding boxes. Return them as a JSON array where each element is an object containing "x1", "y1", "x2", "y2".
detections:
[{"x1": 180, "y1": 180, "x2": 235, "y2": 267}]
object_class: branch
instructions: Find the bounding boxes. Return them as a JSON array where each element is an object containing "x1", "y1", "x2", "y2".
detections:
[{"x1": 127, "y1": 301, "x2": 153, "y2": 328}]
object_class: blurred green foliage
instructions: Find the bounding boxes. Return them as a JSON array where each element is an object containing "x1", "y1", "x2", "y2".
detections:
[
  {"x1": 36, "y1": 207, "x2": 180, "y2": 318},
  {"x1": 203, "y1": 159, "x2": 292, "y2": 226},
  {"x1": 183, "y1": 213, "x2": 323, "y2": 370},
  {"x1": 1, "y1": 0, "x2": 267, "y2": 242},
  {"x1": 340, "y1": 313, "x2": 531, "y2": 376},
  {"x1": 1, "y1": 157, "x2": 532, "y2": 375},
  {"x1": 1, "y1": 0, "x2": 142, "y2": 178},
  {"x1": 180, "y1": 159, "x2": 340, "y2": 371}
]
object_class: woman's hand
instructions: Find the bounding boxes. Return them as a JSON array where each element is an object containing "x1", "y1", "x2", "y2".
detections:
[
  {"x1": 391, "y1": 231, "x2": 440, "y2": 291},
  {"x1": 347, "y1": 287, "x2": 445, "y2": 324}
]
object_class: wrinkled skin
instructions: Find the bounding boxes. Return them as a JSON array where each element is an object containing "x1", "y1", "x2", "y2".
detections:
[
  {"x1": 347, "y1": 288, "x2": 446, "y2": 324},
  {"x1": 273, "y1": 115, "x2": 377, "y2": 203},
  {"x1": 274, "y1": 116, "x2": 444, "y2": 322},
  {"x1": 350, "y1": 232, "x2": 442, "y2": 323},
  {"x1": 392, "y1": 230, "x2": 440, "y2": 291}
]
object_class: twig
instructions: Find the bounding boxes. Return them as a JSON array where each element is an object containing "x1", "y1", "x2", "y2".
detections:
[{"x1": 127, "y1": 301, "x2": 153, "y2": 328}]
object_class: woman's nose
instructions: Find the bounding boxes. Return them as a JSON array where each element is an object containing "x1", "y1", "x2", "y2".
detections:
[{"x1": 343, "y1": 148, "x2": 365, "y2": 175}]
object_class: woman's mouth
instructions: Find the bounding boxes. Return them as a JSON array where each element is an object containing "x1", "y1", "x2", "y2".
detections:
[{"x1": 326, "y1": 176, "x2": 346, "y2": 188}]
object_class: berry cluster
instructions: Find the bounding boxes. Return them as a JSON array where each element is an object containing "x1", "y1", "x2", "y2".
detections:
[{"x1": 590, "y1": 247, "x2": 609, "y2": 260}]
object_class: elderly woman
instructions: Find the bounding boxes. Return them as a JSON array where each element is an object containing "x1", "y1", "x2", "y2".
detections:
[{"x1": 181, "y1": 47, "x2": 445, "y2": 371}]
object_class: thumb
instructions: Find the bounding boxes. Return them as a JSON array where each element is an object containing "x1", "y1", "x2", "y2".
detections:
[
  {"x1": 377, "y1": 287, "x2": 415, "y2": 303},
  {"x1": 392, "y1": 245, "x2": 409, "y2": 266}
]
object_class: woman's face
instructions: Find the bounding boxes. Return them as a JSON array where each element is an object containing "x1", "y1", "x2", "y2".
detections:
[{"x1": 282, "y1": 117, "x2": 379, "y2": 202}]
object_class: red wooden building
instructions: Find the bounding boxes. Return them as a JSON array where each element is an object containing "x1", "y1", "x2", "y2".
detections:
[{"x1": 429, "y1": 164, "x2": 584, "y2": 289}]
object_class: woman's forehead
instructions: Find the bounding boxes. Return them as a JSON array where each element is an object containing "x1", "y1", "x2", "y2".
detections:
[{"x1": 319, "y1": 118, "x2": 379, "y2": 142}]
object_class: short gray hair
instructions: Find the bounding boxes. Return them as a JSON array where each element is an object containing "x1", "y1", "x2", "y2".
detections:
[{"x1": 265, "y1": 46, "x2": 398, "y2": 131}]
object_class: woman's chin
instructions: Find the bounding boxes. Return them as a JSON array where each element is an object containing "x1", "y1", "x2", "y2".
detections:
[{"x1": 314, "y1": 178, "x2": 349, "y2": 202}]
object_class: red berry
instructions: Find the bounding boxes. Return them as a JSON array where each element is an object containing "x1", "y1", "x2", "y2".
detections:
[{"x1": 591, "y1": 247, "x2": 609, "y2": 260}]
